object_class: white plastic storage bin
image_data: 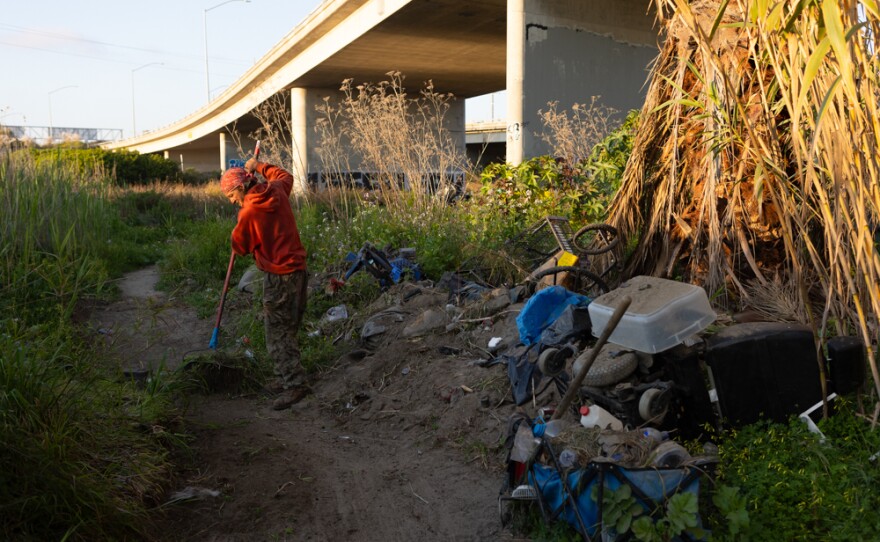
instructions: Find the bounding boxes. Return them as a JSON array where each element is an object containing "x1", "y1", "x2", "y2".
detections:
[{"x1": 588, "y1": 276, "x2": 716, "y2": 354}]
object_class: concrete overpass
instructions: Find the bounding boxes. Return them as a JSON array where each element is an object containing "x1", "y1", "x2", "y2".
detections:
[{"x1": 105, "y1": 0, "x2": 658, "y2": 190}]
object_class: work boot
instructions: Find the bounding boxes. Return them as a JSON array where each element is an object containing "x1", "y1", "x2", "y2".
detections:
[
  {"x1": 264, "y1": 379, "x2": 286, "y2": 395},
  {"x1": 272, "y1": 385, "x2": 310, "y2": 410}
]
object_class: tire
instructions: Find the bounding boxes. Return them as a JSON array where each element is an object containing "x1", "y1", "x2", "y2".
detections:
[
  {"x1": 530, "y1": 265, "x2": 610, "y2": 297},
  {"x1": 572, "y1": 223, "x2": 619, "y2": 255}
]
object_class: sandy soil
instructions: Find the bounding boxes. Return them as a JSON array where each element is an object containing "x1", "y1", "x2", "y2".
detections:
[
  {"x1": 89, "y1": 265, "x2": 206, "y2": 375},
  {"x1": 90, "y1": 268, "x2": 537, "y2": 541}
]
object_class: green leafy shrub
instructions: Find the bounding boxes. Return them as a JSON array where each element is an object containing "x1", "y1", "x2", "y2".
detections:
[
  {"x1": 471, "y1": 112, "x2": 637, "y2": 241},
  {"x1": 584, "y1": 109, "x2": 639, "y2": 206},
  {"x1": 30, "y1": 147, "x2": 181, "y2": 185},
  {"x1": 716, "y1": 399, "x2": 880, "y2": 541}
]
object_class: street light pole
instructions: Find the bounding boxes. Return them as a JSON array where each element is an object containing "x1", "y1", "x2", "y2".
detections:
[
  {"x1": 48, "y1": 85, "x2": 77, "y2": 142},
  {"x1": 204, "y1": 0, "x2": 250, "y2": 103},
  {"x1": 131, "y1": 62, "x2": 163, "y2": 138}
]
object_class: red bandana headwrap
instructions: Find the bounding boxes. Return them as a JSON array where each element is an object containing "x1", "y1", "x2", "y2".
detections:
[{"x1": 220, "y1": 167, "x2": 254, "y2": 194}]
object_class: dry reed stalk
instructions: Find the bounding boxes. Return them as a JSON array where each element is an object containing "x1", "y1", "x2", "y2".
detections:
[
  {"x1": 228, "y1": 92, "x2": 294, "y2": 174},
  {"x1": 538, "y1": 97, "x2": 619, "y2": 166},
  {"x1": 317, "y1": 72, "x2": 471, "y2": 219},
  {"x1": 614, "y1": 0, "x2": 880, "y2": 397}
]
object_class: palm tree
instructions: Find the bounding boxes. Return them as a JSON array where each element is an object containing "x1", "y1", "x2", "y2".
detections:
[{"x1": 606, "y1": 0, "x2": 880, "y2": 400}]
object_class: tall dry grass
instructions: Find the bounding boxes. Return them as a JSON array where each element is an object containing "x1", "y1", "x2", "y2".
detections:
[
  {"x1": 609, "y1": 0, "x2": 880, "y2": 398},
  {"x1": 538, "y1": 97, "x2": 620, "y2": 166},
  {"x1": 228, "y1": 93, "x2": 294, "y2": 174},
  {"x1": 314, "y1": 72, "x2": 471, "y2": 216}
]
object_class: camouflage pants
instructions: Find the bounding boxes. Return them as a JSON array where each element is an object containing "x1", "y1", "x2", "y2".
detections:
[{"x1": 263, "y1": 269, "x2": 308, "y2": 389}]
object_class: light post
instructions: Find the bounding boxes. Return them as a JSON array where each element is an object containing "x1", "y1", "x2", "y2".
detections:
[
  {"x1": 131, "y1": 62, "x2": 163, "y2": 138},
  {"x1": 204, "y1": 0, "x2": 250, "y2": 102},
  {"x1": 48, "y1": 85, "x2": 77, "y2": 141}
]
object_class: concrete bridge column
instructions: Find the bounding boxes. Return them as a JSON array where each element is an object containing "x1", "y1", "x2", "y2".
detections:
[
  {"x1": 290, "y1": 87, "x2": 309, "y2": 194},
  {"x1": 506, "y1": 0, "x2": 525, "y2": 165},
  {"x1": 219, "y1": 132, "x2": 227, "y2": 171},
  {"x1": 518, "y1": 0, "x2": 657, "y2": 159}
]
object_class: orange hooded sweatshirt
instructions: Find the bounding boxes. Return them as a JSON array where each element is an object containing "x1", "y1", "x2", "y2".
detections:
[{"x1": 230, "y1": 162, "x2": 307, "y2": 274}]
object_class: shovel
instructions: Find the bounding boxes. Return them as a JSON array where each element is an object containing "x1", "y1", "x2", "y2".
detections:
[{"x1": 209, "y1": 140, "x2": 260, "y2": 349}]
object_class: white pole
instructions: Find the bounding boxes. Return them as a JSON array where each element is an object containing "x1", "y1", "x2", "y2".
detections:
[
  {"x1": 47, "y1": 85, "x2": 77, "y2": 144},
  {"x1": 290, "y1": 87, "x2": 309, "y2": 194},
  {"x1": 204, "y1": 0, "x2": 251, "y2": 103},
  {"x1": 506, "y1": 0, "x2": 525, "y2": 165}
]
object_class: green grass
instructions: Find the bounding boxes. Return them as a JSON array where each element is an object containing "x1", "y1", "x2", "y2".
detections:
[
  {"x1": 0, "y1": 152, "x2": 114, "y2": 323},
  {"x1": 0, "y1": 323, "x2": 182, "y2": 541},
  {"x1": 0, "y1": 152, "x2": 191, "y2": 540}
]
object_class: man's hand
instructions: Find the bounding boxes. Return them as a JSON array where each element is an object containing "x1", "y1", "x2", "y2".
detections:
[{"x1": 245, "y1": 158, "x2": 259, "y2": 173}]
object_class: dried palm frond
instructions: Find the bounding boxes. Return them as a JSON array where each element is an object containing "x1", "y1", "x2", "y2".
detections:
[{"x1": 610, "y1": 0, "x2": 880, "y2": 397}]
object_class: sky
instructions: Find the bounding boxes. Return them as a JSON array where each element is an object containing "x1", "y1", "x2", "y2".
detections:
[{"x1": 0, "y1": 0, "x2": 504, "y2": 140}]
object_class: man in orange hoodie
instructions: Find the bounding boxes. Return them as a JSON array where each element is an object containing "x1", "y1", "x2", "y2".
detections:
[{"x1": 220, "y1": 158, "x2": 309, "y2": 410}]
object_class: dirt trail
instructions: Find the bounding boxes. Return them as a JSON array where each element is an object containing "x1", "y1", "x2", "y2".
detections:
[
  {"x1": 90, "y1": 265, "x2": 206, "y2": 375},
  {"x1": 94, "y1": 268, "x2": 526, "y2": 541}
]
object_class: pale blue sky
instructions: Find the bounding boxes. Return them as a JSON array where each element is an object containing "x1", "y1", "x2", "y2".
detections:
[{"x1": 0, "y1": 0, "x2": 503, "y2": 139}]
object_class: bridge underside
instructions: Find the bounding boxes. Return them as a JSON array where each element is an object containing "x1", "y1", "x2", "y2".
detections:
[{"x1": 108, "y1": 0, "x2": 658, "y2": 188}]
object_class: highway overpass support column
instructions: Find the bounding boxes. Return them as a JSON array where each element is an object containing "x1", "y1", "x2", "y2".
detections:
[
  {"x1": 506, "y1": 0, "x2": 525, "y2": 165},
  {"x1": 219, "y1": 132, "x2": 227, "y2": 172},
  {"x1": 291, "y1": 87, "x2": 309, "y2": 195},
  {"x1": 512, "y1": 0, "x2": 658, "y2": 160}
]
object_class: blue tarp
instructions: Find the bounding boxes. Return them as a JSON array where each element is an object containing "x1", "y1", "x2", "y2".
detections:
[
  {"x1": 529, "y1": 462, "x2": 703, "y2": 537},
  {"x1": 516, "y1": 286, "x2": 591, "y2": 346}
]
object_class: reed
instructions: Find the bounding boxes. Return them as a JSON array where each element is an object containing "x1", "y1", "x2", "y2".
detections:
[{"x1": 0, "y1": 151, "x2": 113, "y2": 321}]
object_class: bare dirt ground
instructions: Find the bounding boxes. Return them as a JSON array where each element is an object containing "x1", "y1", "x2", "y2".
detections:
[{"x1": 89, "y1": 267, "x2": 535, "y2": 541}]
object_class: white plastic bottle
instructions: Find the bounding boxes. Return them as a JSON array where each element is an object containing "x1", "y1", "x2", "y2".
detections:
[
  {"x1": 641, "y1": 427, "x2": 670, "y2": 444},
  {"x1": 579, "y1": 404, "x2": 623, "y2": 431},
  {"x1": 533, "y1": 418, "x2": 574, "y2": 439}
]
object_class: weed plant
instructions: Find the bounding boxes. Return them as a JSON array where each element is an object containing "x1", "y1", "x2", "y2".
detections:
[
  {"x1": 313, "y1": 72, "x2": 469, "y2": 217},
  {"x1": 716, "y1": 398, "x2": 880, "y2": 540},
  {"x1": 538, "y1": 97, "x2": 620, "y2": 167}
]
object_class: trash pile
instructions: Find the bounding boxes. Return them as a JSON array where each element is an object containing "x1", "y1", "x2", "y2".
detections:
[
  {"x1": 488, "y1": 276, "x2": 722, "y2": 539},
  {"x1": 314, "y1": 238, "x2": 859, "y2": 540}
]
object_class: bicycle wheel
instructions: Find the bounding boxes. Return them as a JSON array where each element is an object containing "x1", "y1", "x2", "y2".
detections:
[
  {"x1": 530, "y1": 265, "x2": 610, "y2": 298},
  {"x1": 572, "y1": 223, "x2": 619, "y2": 255}
]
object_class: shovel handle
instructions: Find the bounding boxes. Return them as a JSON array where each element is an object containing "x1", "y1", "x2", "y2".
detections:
[
  {"x1": 209, "y1": 141, "x2": 259, "y2": 349},
  {"x1": 209, "y1": 247, "x2": 237, "y2": 349}
]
